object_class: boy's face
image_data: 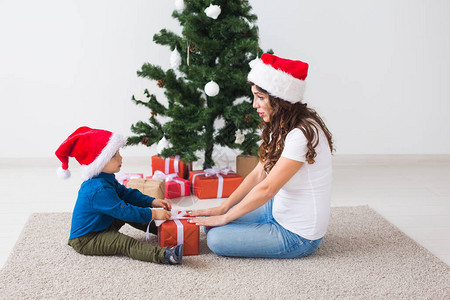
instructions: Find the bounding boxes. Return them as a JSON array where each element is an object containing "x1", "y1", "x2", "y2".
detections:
[{"x1": 102, "y1": 151, "x2": 122, "y2": 174}]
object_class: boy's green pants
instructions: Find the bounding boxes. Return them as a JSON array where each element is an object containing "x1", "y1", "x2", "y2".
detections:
[{"x1": 68, "y1": 219, "x2": 166, "y2": 263}]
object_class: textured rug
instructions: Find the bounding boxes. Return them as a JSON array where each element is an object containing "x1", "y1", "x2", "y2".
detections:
[{"x1": 0, "y1": 206, "x2": 449, "y2": 299}]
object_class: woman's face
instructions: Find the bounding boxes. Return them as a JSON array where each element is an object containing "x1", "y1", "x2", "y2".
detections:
[{"x1": 252, "y1": 85, "x2": 272, "y2": 122}]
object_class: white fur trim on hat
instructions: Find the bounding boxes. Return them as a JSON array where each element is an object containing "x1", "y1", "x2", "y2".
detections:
[
  {"x1": 248, "y1": 58, "x2": 306, "y2": 104},
  {"x1": 80, "y1": 133, "x2": 127, "y2": 181}
]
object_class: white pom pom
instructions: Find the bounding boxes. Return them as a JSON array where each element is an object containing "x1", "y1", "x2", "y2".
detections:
[
  {"x1": 205, "y1": 4, "x2": 221, "y2": 19},
  {"x1": 57, "y1": 167, "x2": 71, "y2": 180},
  {"x1": 170, "y1": 49, "x2": 182, "y2": 69},
  {"x1": 204, "y1": 81, "x2": 220, "y2": 97},
  {"x1": 174, "y1": 0, "x2": 185, "y2": 11}
]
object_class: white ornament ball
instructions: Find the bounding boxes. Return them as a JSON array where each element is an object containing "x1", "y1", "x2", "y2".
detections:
[
  {"x1": 234, "y1": 129, "x2": 245, "y2": 145},
  {"x1": 134, "y1": 89, "x2": 147, "y2": 101},
  {"x1": 204, "y1": 81, "x2": 220, "y2": 97},
  {"x1": 170, "y1": 49, "x2": 182, "y2": 69},
  {"x1": 205, "y1": 4, "x2": 221, "y2": 19},
  {"x1": 157, "y1": 136, "x2": 172, "y2": 154},
  {"x1": 174, "y1": 0, "x2": 185, "y2": 11}
]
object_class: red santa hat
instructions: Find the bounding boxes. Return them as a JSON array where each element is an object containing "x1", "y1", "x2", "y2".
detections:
[
  {"x1": 248, "y1": 53, "x2": 309, "y2": 104},
  {"x1": 55, "y1": 126, "x2": 127, "y2": 181}
]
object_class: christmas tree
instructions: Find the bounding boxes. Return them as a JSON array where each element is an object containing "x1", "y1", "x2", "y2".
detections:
[{"x1": 128, "y1": 0, "x2": 265, "y2": 169}]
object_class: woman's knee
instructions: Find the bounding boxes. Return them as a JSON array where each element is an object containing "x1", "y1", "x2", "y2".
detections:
[{"x1": 206, "y1": 228, "x2": 228, "y2": 255}]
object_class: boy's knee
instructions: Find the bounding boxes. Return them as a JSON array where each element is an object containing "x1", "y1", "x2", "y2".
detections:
[{"x1": 68, "y1": 239, "x2": 91, "y2": 256}]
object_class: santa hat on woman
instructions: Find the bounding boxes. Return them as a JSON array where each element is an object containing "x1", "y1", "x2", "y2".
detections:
[
  {"x1": 248, "y1": 53, "x2": 309, "y2": 104},
  {"x1": 55, "y1": 126, "x2": 127, "y2": 181}
]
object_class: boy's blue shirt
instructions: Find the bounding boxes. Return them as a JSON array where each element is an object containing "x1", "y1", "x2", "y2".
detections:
[{"x1": 69, "y1": 172, "x2": 154, "y2": 239}]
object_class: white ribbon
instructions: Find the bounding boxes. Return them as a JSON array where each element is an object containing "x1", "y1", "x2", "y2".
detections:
[
  {"x1": 153, "y1": 170, "x2": 178, "y2": 181},
  {"x1": 174, "y1": 155, "x2": 180, "y2": 173},
  {"x1": 115, "y1": 173, "x2": 141, "y2": 185},
  {"x1": 155, "y1": 210, "x2": 191, "y2": 226},
  {"x1": 164, "y1": 158, "x2": 170, "y2": 174},
  {"x1": 164, "y1": 155, "x2": 180, "y2": 174},
  {"x1": 174, "y1": 179, "x2": 185, "y2": 196},
  {"x1": 204, "y1": 167, "x2": 232, "y2": 176},
  {"x1": 192, "y1": 167, "x2": 233, "y2": 198},
  {"x1": 146, "y1": 210, "x2": 192, "y2": 241},
  {"x1": 174, "y1": 219, "x2": 184, "y2": 245}
]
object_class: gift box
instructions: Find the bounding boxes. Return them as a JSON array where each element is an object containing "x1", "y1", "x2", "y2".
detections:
[
  {"x1": 236, "y1": 155, "x2": 259, "y2": 179},
  {"x1": 115, "y1": 173, "x2": 144, "y2": 186},
  {"x1": 151, "y1": 155, "x2": 192, "y2": 179},
  {"x1": 147, "y1": 172, "x2": 190, "y2": 199},
  {"x1": 126, "y1": 178, "x2": 165, "y2": 199},
  {"x1": 190, "y1": 168, "x2": 243, "y2": 199},
  {"x1": 188, "y1": 170, "x2": 204, "y2": 183},
  {"x1": 157, "y1": 211, "x2": 199, "y2": 256}
]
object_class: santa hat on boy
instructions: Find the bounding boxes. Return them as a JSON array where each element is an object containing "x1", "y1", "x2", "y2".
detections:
[
  {"x1": 55, "y1": 126, "x2": 127, "y2": 181},
  {"x1": 248, "y1": 53, "x2": 309, "y2": 104}
]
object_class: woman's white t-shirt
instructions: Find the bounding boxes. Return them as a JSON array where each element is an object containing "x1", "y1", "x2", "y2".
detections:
[{"x1": 272, "y1": 127, "x2": 332, "y2": 240}]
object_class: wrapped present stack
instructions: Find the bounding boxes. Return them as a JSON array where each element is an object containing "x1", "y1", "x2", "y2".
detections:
[
  {"x1": 149, "y1": 155, "x2": 192, "y2": 199},
  {"x1": 151, "y1": 155, "x2": 192, "y2": 179},
  {"x1": 189, "y1": 167, "x2": 243, "y2": 199},
  {"x1": 155, "y1": 210, "x2": 199, "y2": 256},
  {"x1": 147, "y1": 171, "x2": 190, "y2": 199}
]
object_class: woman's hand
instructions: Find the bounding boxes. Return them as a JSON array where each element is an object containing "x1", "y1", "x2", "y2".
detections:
[
  {"x1": 151, "y1": 208, "x2": 172, "y2": 220},
  {"x1": 189, "y1": 205, "x2": 227, "y2": 217},
  {"x1": 189, "y1": 215, "x2": 228, "y2": 227},
  {"x1": 151, "y1": 199, "x2": 172, "y2": 210}
]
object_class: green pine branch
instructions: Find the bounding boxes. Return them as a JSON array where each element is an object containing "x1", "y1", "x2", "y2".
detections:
[{"x1": 128, "y1": 0, "x2": 266, "y2": 168}]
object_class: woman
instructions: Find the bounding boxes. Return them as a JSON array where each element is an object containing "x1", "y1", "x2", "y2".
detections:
[{"x1": 190, "y1": 53, "x2": 334, "y2": 258}]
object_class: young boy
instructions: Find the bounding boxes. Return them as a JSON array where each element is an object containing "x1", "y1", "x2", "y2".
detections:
[{"x1": 55, "y1": 126, "x2": 183, "y2": 264}]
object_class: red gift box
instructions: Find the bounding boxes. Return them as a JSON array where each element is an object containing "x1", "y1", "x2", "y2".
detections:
[
  {"x1": 158, "y1": 212, "x2": 199, "y2": 256},
  {"x1": 146, "y1": 174, "x2": 190, "y2": 199},
  {"x1": 188, "y1": 170, "x2": 204, "y2": 183},
  {"x1": 189, "y1": 168, "x2": 243, "y2": 199},
  {"x1": 151, "y1": 155, "x2": 192, "y2": 179}
]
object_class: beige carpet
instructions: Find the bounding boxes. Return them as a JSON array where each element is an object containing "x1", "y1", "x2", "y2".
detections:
[{"x1": 0, "y1": 206, "x2": 449, "y2": 299}]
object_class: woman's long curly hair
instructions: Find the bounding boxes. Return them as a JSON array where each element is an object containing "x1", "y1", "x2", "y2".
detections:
[{"x1": 253, "y1": 84, "x2": 334, "y2": 174}]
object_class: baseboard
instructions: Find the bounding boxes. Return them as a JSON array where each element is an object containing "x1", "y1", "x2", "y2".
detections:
[
  {"x1": 332, "y1": 154, "x2": 450, "y2": 166},
  {"x1": 1, "y1": 154, "x2": 450, "y2": 168}
]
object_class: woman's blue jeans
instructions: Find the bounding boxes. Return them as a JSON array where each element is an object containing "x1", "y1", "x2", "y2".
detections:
[{"x1": 205, "y1": 199, "x2": 323, "y2": 258}]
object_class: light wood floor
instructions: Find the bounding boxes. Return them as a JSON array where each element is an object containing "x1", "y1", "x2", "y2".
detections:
[{"x1": 1, "y1": 155, "x2": 449, "y2": 268}]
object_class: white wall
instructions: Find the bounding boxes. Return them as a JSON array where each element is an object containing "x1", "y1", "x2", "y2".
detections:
[{"x1": 1, "y1": 0, "x2": 449, "y2": 158}]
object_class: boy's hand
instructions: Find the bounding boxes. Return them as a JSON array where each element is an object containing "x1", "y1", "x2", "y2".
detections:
[
  {"x1": 151, "y1": 199, "x2": 172, "y2": 210},
  {"x1": 151, "y1": 208, "x2": 172, "y2": 220}
]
